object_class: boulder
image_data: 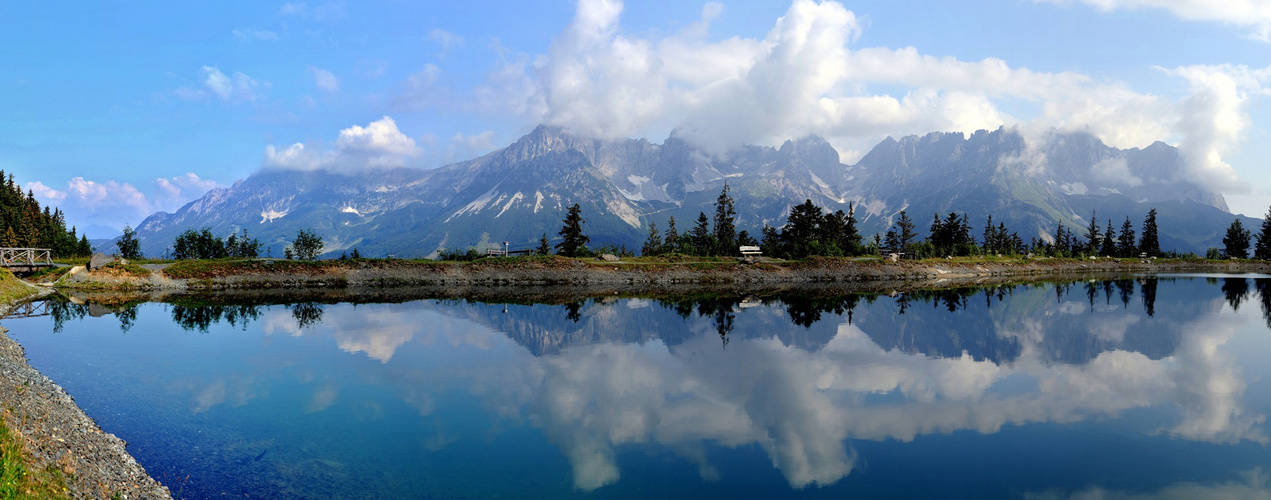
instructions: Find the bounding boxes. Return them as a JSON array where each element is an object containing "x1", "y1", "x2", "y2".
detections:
[
  {"x1": 88, "y1": 253, "x2": 114, "y2": 270},
  {"x1": 599, "y1": 254, "x2": 620, "y2": 262}
]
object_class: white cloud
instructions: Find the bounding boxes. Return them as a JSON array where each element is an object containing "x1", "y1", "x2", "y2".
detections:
[
  {"x1": 265, "y1": 116, "x2": 422, "y2": 172},
  {"x1": 1166, "y1": 64, "x2": 1271, "y2": 192},
  {"x1": 25, "y1": 181, "x2": 66, "y2": 202},
  {"x1": 445, "y1": 130, "x2": 497, "y2": 161},
  {"x1": 430, "y1": 28, "x2": 464, "y2": 51},
  {"x1": 308, "y1": 66, "x2": 340, "y2": 93},
  {"x1": 232, "y1": 29, "x2": 279, "y2": 41},
  {"x1": 154, "y1": 173, "x2": 220, "y2": 211},
  {"x1": 175, "y1": 66, "x2": 263, "y2": 103},
  {"x1": 1034, "y1": 0, "x2": 1271, "y2": 41},
  {"x1": 480, "y1": 0, "x2": 1262, "y2": 194}
]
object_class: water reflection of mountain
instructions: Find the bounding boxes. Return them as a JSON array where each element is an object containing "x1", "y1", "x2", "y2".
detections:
[
  {"x1": 38, "y1": 276, "x2": 1258, "y2": 366},
  {"x1": 436, "y1": 278, "x2": 1234, "y2": 366}
]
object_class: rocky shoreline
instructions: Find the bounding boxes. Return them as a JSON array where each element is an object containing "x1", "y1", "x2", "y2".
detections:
[{"x1": 0, "y1": 292, "x2": 171, "y2": 499}]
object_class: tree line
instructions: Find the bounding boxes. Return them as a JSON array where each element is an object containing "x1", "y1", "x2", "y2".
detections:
[
  {"x1": 116, "y1": 226, "x2": 327, "y2": 261},
  {"x1": 0, "y1": 171, "x2": 93, "y2": 257},
  {"x1": 550, "y1": 185, "x2": 1175, "y2": 260}
]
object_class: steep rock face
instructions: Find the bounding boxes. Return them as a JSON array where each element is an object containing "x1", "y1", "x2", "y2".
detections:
[{"x1": 129, "y1": 125, "x2": 1243, "y2": 257}]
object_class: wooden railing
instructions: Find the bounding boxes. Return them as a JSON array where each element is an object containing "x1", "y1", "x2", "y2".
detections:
[
  {"x1": 2, "y1": 300, "x2": 49, "y2": 319},
  {"x1": 0, "y1": 248, "x2": 52, "y2": 267}
]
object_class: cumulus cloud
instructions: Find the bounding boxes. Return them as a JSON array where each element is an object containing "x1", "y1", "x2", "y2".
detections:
[
  {"x1": 479, "y1": 0, "x2": 1262, "y2": 193},
  {"x1": 175, "y1": 66, "x2": 263, "y2": 103},
  {"x1": 265, "y1": 116, "x2": 422, "y2": 172},
  {"x1": 308, "y1": 66, "x2": 339, "y2": 93},
  {"x1": 154, "y1": 173, "x2": 220, "y2": 211},
  {"x1": 25, "y1": 181, "x2": 66, "y2": 202},
  {"x1": 1034, "y1": 0, "x2": 1271, "y2": 41},
  {"x1": 24, "y1": 173, "x2": 221, "y2": 230}
]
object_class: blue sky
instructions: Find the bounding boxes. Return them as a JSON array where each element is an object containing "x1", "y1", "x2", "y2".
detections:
[{"x1": 2, "y1": 0, "x2": 1270, "y2": 235}]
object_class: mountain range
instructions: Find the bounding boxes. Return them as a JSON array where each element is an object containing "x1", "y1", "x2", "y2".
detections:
[{"x1": 127, "y1": 125, "x2": 1257, "y2": 258}]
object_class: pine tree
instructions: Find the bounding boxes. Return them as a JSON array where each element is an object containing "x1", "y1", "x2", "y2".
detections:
[
  {"x1": 1100, "y1": 222, "x2": 1116, "y2": 256},
  {"x1": 896, "y1": 210, "x2": 916, "y2": 254},
  {"x1": 842, "y1": 202, "x2": 861, "y2": 256},
  {"x1": 1139, "y1": 208, "x2": 1160, "y2": 257},
  {"x1": 713, "y1": 183, "x2": 737, "y2": 256},
  {"x1": 641, "y1": 221, "x2": 661, "y2": 256},
  {"x1": 663, "y1": 217, "x2": 680, "y2": 254},
  {"x1": 691, "y1": 212, "x2": 712, "y2": 256},
  {"x1": 1254, "y1": 206, "x2": 1271, "y2": 260},
  {"x1": 1118, "y1": 216, "x2": 1136, "y2": 258},
  {"x1": 537, "y1": 233, "x2": 551, "y2": 255},
  {"x1": 1223, "y1": 219, "x2": 1252, "y2": 259},
  {"x1": 1084, "y1": 211, "x2": 1101, "y2": 256},
  {"x1": 556, "y1": 203, "x2": 590, "y2": 257}
]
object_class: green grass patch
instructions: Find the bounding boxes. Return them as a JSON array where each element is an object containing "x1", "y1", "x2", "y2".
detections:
[
  {"x1": 0, "y1": 270, "x2": 35, "y2": 305},
  {"x1": 0, "y1": 416, "x2": 69, "y2": 499},
  {"x1": 97, "y1": 262, "x2": 151, "y2": 278}
]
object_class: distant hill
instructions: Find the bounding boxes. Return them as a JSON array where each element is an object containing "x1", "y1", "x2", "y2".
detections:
[{"x1": 126, "y1": 125, "x2": 1256, "y2": 258}]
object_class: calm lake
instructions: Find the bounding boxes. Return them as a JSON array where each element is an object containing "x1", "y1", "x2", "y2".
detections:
[{"x1": 6, "y1": 276, "x2": 1271, "y2": 498}]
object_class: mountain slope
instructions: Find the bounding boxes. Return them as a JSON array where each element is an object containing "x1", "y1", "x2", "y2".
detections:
[{"x1": 130, "y1": 125, "x2": 1252, "y2": 257}]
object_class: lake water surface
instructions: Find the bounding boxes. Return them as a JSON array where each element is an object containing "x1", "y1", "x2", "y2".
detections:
[{"x1": 6, "y1": 276, "x2": 1271, "y2": 498}]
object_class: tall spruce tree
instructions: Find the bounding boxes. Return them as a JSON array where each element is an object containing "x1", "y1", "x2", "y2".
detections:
[
  {"x1": 1255, "y1": 206, "x2": 1271, "y2": 260},
  {"x1": 691, "y1": 212, "x2": 712, "y2": 256},
  {"x1": 642, "y1": 221, "x2": 661, "y2": 256},
  {"x1": 842, "y1": 202, "x2": 861, "y2": 255},
  {"x1": 556, "y1": 203, "x2": 590, "y2": 257},
  {"x1": 1100, "y1": 222, "x2": 1117, "y2": 256},
  {"x1": 896, "y1": 210, "x2": 916, "y2": 254},
  {"x1": 713, "y1": 184, "x2": 737, "y2": 256},
  {"x1": 1118, "y1": 217, "x2": 1136, "y2": 258},
  {"x1": 1139, "y1": 208, "x2": 1160, "y2": 257},
  {"x1": 1084, "y1": 211, "x2": 1101, "y2": 256},
  {"x1": 1223, "y1": 219, "x2": 1252, "y2": 259},
  {"x1": 663, "y1": 216, "x2": 680, "y2": 254}
]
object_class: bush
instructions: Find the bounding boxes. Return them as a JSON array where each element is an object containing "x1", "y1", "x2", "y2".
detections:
[{"x1": 286, "y1": 229, "x2": 323, "y2": 260}]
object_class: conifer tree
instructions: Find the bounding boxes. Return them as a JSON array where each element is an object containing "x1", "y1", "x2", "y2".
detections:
[
  {"x1": 663, "y1": 217, "x2": 680, "y2": 254},
  {"x1": 537, "y1": 233, "x2": 551, "y2": 255},
  {"x1": 1255, "y1": 207, "x2": 1271, "y2": 260},
  {"x1": 691, "y1": 212, "x2": 712, "y2": 256},
  {"x1": 642, "y1": 221, "x2": 661, "y2": 256},
  {"x1": 842, "y1": 202, "x2": 861, "y2": 255},
  {"x1": 896, "y1": 210, "x2": 916, "y2": 254},
  {"x1": 1223, "y1": 219, "x2": 1251, "y2": 259},
  {"x1": 1118, "y1": 216, "x2": 1136, "y2": 257},
  {"x1": 713, "y1": 183, "x2": 737, "y2": 256},
  {"x1": 1139, "y1": 208, "x2": 1160, "y2": 257},
  {"x1": 1084, "y1": 211, "x2": 1101, "y2": 256},
  {"x1": 1100, "y1": 222, "x2": 1117, "y2": 256},
  {"x1": 556, "y1": 203, "x2": 590, "y2": 257}
]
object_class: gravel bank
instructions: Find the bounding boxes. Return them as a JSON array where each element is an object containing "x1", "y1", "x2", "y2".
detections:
[{"x1": 0, "y1": 300, "x2": 171, "y2": 498}]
